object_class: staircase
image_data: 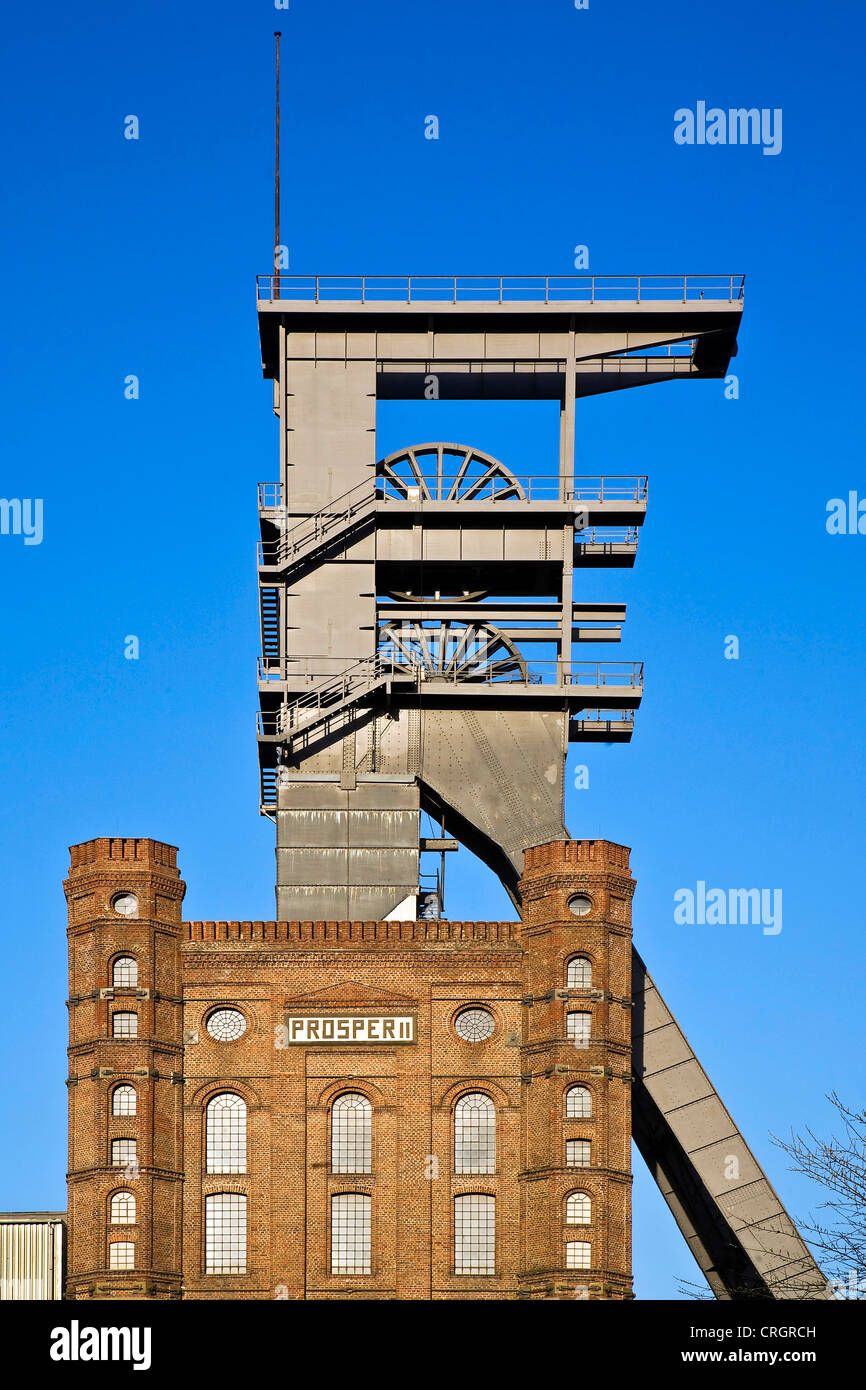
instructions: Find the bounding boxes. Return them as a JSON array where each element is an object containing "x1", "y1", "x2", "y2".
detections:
[
  {"x1": 258, "y1": 478, "x2": 377, "y2": 577},
  {"x1": 259, "y1": 657, "x2": 409, "y2": 750}
]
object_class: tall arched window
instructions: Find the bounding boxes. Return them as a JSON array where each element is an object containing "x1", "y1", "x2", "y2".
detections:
[
  {"x1": 565, "y1": 1084, "x2": 591, "y2": 1119},
  {"x1": 109, "y1": 1191, "x2": 136, "y2": 1225},
  {"x1": 112, "y1": 956, "x2": 138, "y2": 987},
  {"x1": 454, "y1": 1194, "x2": 495, "y2": 1274},
  {"x1": 331, "y1": 1193, "x2": 371, "y2": 1274},
  {"x1": 206, "y1": 1093, "x2": 247, "y2": 1174},
  {"x1": 566, "y1": 956, "x2": 592, "y2": 988},
  {"x1": 205, "y1": 1193, "x2": 247, "y2": 1274},
  {"x1": 454, "y1": 1092, "x2": 495, "y2": 1174},
  {"x1": 331, "y1": 1093, "x2": 372, "y2": 1174},
  {"x1": 111, "y1": 1084, "x2": 137, "y2": 1117},
  {"x1": 565, "y1": 1191, "x2": 591, "y2": 1225}
]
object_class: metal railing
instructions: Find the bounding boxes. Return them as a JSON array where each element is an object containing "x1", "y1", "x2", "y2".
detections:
[
  {"x1": 257, "y1": 475, "x2": 648, "y2": 565},
  {"x1": 257, "y1": 656, "x2": 643, "y2": 711},
  {"x1": 257, "y1": 273, "x2": 745, "y2": 305},
  {"x1": 575, "y1": 526, "x2": 639, "y2": 545},
  {"x1": 573, "y1": 708, "x2": 636, "y2": 723}
]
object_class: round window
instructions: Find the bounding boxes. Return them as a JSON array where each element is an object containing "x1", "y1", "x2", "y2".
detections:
[
  {"x1": 568, "y1": 894, "x2": 593, "y2": 918},
  {"x1": 206, "y1": 1008, "x2": 247, "y2": 1042},
  {"x1": 454, "y1": 1007, "x2": 495, "y2": 1042},
  {"x1": 112, "y1": 893, "x2": 139, "y2": 918}
]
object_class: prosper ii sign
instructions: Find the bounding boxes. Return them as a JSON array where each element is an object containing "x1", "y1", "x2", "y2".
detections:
[{"x1": 285, "y1": 1015, "x2": 415, "y2": 1044}]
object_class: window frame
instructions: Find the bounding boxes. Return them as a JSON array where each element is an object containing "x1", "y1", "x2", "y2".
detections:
[
  {"x1": 109, "y1": 1190, "x2": 137, "y2": 1226},
  {"x1": 566, "y1": 955, "x2": 592, "y2": 989},
  {"x1": 111, "y1": 1011, "x2": 138, "y2": 1039},
  {"x1": 204, "y1": 1192, "x2": 248, "y2": 1276},
  {"x1": 454, "y1": 1091, "x2": 496, "y2": 1175},
  {"x1": 330, "y1": 1191, "x2": 372, "y2": 1276},
  {"x1": 111, "y1": 955, "x2": 139, "y2": 988},
  {"x1": 205, "y1": 1092, "x2": 248, "y2": 1175},
  {"x1": 330, "y1": 1092, "x2": 373, "y2": 1176},
  {"x1": 111, "y1": 1083, "x2": 137, "y2": 1117},
  {"x1": 453, "y1": 1192, "x2": 496, "y2": 1276}
]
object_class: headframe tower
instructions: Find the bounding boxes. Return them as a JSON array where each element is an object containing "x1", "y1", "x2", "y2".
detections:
[{"x1": 253, "y1": 272, "x2": 827, "y2": 1300}]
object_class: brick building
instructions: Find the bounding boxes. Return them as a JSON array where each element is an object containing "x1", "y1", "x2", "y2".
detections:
[{"x1": 65, "y1": 834, "x2": 634, "y2": 1300}]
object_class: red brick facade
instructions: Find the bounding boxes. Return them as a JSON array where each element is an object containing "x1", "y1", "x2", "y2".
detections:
[{"x1": 65, "y1": 836, "x2": 635, "y2": 1300}]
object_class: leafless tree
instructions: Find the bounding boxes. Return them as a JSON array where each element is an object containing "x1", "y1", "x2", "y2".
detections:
[{"x1": 770, "y1": 1092, "x2": 866, "y2": 1293}]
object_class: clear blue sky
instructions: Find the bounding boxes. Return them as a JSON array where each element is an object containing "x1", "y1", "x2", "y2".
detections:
[{"x1": 1, "y1": 0, "x2": 864, "y2": 1299}]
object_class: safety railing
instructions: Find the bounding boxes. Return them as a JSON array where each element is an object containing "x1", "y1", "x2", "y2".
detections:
[
  {"x1": 575, "y1": 526, "x2": 639, "y2": 544},
  {"x1": 257, "y1": 656, "x2": 643, "y2": 705},
  {"x1": 257, "y1": 475, "x2": 647, "y2": 566},
  {"x1": 258, "y1": 274, "x2": 745, "y2": 305}
]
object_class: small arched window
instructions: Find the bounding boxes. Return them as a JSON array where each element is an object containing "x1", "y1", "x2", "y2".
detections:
[
  {"x1": 331, "y1": 1093, "x2": 372, "y2": 1174},
  {"x1": 566, "y1": 1240, "x2": 591, "y2": 1270},
  {"x1": 454, "y1": 1092, "x2": 495, "y2": 1174},
  {"x1": 206, "y1": 1093, "x2": 247, "y2": 1174},
  {"x1": 566, "y1": 1011, "x2": 591, "y2": 1048},
  {"x1": 566, "y1": 1139, "x2": 591, "y2": 1169},
  {"x1": 565, "y1": 1084, "x2": 591, "y2": 1119},
  {"x1": 111, "y1": 1012, "x2": 138, "y2": 1039},
  {"x1": 111, "y1": 1084, "x2": 136, "y2": 1116},
  {"x1": 108, "y1": 1241, "x2": 135, "y2": 1270},
  {"x1": 112, "y1": 956, "x2": 138, "y2": 988},
  {"x1": 109, "y1": 1191, "x2": 136, "y2": 1225},
  {"x1": 565, "y1": 1192, "x2": 591, "y2": 1225},
  {"x1": 566, "y1": 956, "x2": 592, "y2": 989}
]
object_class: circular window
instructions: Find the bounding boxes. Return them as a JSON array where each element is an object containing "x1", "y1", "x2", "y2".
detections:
[
  {"x1": 112, "y1": 892, "x2": 139, "y2": 918},
  {"x1": 454, "y1": 1007, "x2": 495, "y2": 1042},
  {"x1": 568, "y1": 894, "x2": 593, "y2": 918},
  {"x1": 206, "y1": 1008, "x2": 247, "y2": 1042}
]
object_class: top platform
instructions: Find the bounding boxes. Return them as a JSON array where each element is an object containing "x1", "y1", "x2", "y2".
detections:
[{"x1": 256, "y1": 272, "x2": 745, "y2": 307}]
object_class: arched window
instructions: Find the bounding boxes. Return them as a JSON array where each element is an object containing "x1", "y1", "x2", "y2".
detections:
[
  {"x1": 566, "y1": 1240, "x2": 591, "y2": 1270},
  {"x1": 331, "y1": 1093, "x2": 372, "y2": 1174},
  {"x1": 454, "y1": 1093, "x2": 496, "y2": 1174},
  {"x1": 566, "y1": 1011, "x2": 591, "y2": 1048},
  {"x1": 566, "y1": 956, "x2": 592, "y2": 989},
  {"x1": 454, "y1": 1194, "x2": 495, "y2": 1274},
  {"x1": 108, "y1": 1241, "x2": 135, "y2": 1270},
  {"x1": 206, "y1": 1093, "x2": 247, "y2": 1174},
  {"x1": 330, "y1": 1193, "x2": 371, "y2": 1274},
  {"x1": 565, "y1": 1084, "x2": 592, "y2": 1119},
  {"x1": 109, "y1": 1191, "x2": 136, "y2": 1225},
  {"x1": 565, "y1": 1192, "x2": 591, "y2": 1225},
  {"x1": 112, "y1": 956, "x2": 138, "y2": 988},
  {"x1": 111, "y1": 1138, "x2": 137, "y2": 1169},
  {"x1": 112, "y1": 1012, "x2": 138, "y2": 1038},
  {"x1": 205, "y1": 1193, "x2": 247, "y2": 1274},
  {"x1": 111, "y1": 1084, "x2": 137, "y2": 1117},
  {"x1": 566, "y1": 1139, "x2": 591, "y2": 1169}
]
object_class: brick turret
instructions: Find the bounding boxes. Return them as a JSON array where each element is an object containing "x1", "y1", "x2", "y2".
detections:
[
  {"x1": 64, "y1": 838, "x2": 185, "y2": 1299},
  {"x1": 517, "y1": 839, "x2": 635, "y2": 1299}
]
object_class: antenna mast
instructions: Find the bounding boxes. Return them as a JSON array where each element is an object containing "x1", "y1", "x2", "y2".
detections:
[{"x1": 274, "y1": 31, "x2": 281, "y2": 298}]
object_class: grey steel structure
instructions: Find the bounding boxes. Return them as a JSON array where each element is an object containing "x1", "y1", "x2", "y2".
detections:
[{"x1": 254, "y1": 273, "x2": 827, "y2": 1299}]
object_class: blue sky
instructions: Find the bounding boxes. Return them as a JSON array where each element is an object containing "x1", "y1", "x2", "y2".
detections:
[{"x1": 1, "y1": 0, "x2": 864, "y2": 1298}]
